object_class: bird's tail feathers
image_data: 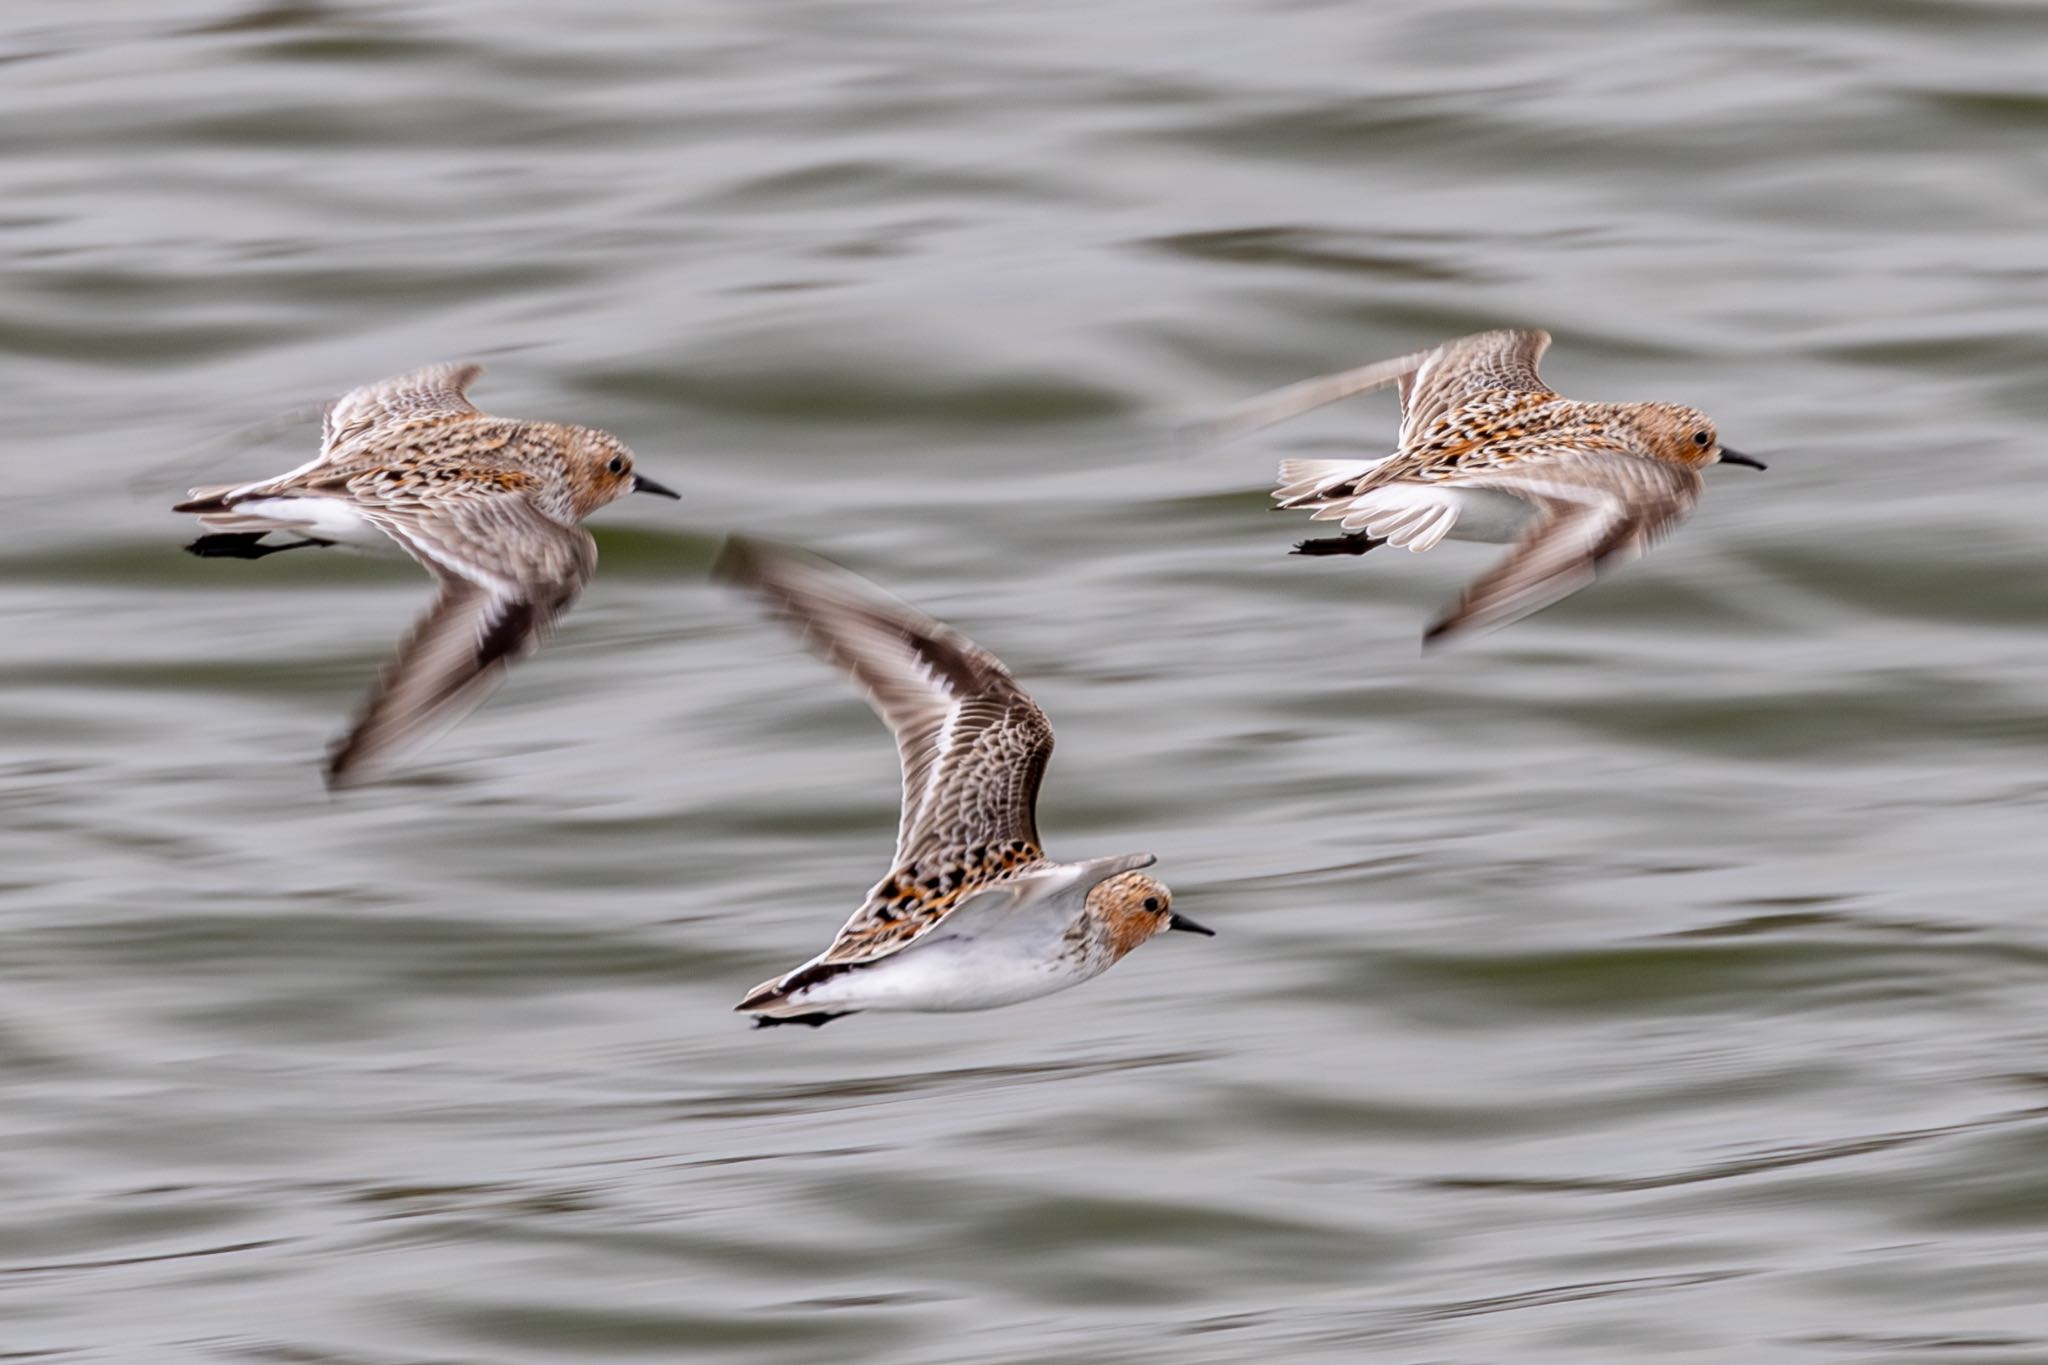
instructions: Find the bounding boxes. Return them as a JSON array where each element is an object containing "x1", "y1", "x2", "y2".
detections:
[
  {"x1": 1273, "y1": 457, "x2": 1387, "y2": 506},
  {"x1": 171, "y1": 484, "x2": 241, "y2": 514}
]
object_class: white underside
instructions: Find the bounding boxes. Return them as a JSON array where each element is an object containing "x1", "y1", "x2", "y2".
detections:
[
  {"x1": 780, "y1": 881, "x2": 1108, "y2": 1014},
  {"x1": 220, "y1": 496, "x2": 398, "y2": 552},
  {"x1": 1277, "y1": 457, "x2": 1535, "y2": 549},
  {"x1": 788, "y1": 933, "x2": 1099, "y2": 1014},
  {"x1": 1330, "y1": 483, "x2": 1535, "y2": 546}
]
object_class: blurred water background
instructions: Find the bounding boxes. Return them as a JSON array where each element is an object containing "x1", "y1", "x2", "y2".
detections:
[{"x1": 3, "y1": 1, "x2": 2047, "y2": 1360}]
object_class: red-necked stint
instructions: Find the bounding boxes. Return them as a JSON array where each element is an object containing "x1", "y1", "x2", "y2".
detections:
[
  {"x1": 174, "y1": 363, "x2": 680, "y2": 787},
  {"x1": 714, "y1": 538, "x2": 1211, "y2": 1028},
  {"x1": 1200, "y1": 328, "x2": 1765, "y2": 645}
]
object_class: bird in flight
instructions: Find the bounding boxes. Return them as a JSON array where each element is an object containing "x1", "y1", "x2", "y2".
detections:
[
  {"x1": 715, "y1": 538, "x2": 1211, "y2": 1028},
  {"x1": 1197, "y1": 328, "x2": 1765, "y2": 645},
  {"x1": 174, "y1": 363, "x2": 680, "y2": 787}
]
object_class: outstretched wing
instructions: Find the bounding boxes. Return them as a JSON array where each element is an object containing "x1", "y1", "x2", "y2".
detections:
[
  {"x1": 714, "y1": 538, "x2": 1059, "y2": 963},
  {"x1": 1187, "y1": 347, "x2": 1435, "y2": 447},
  {"x1": 322, "y1": 363, "x2": 485, "y2": 456},
  {"x1": 1190, "y1": 328, "x2": 1553, "y2": 449},
  {"x1": 172, "y1": 364, "x2": 490, "y2": 513},
  {"x1": 325, "y1": 494, "x2": 595, "y2": 787},
  {"x1": 715, "y1": 537, "x2": 1052, "y2": 863},
  {"x1": 1394, "y1": 329, "x2": 1552, "y2": 444},
  {"x1": 1424, "y1": 450, "x2": 1699, "y2": 646}
]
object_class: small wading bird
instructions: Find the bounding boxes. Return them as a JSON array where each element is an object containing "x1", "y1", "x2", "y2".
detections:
[
  {"x1": 1197, "y1": 328, "x2": 1765, "y2": 645},
  {"x1": 173, "y1": 363, "x2": 680, "y2": 788},
  {"x1": 715, "y1": 538, "x2": 1212, "y2": 1028}
]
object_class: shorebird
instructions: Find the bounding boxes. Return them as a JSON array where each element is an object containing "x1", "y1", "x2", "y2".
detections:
[
  {"x1": 174, "y1": 363, "x2": 679, "y2": 787},
  {"x1": 715, "y1": 538, "x2": 1211, "y2": 1028},
  {"x1": 1199, "y1": 328, "x2": 1764, "y2": 644}
]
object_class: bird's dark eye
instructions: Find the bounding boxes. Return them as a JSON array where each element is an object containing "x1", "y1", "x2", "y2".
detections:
[
  {"x1": 1691, "y1": 431, "x2": 1711, "y2": 448},
  {"x1": 607, "y1": 455, "x2": 627, "y2": 474},
  {"x1": 1142, "y1": 896, "x2": 1161, "y2": 912}
]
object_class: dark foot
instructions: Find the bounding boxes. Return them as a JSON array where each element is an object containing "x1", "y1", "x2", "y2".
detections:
[
  {"x1": 185, "y1": 532, "x2": 333, "y2": 560},
  {"x1": 750, "y1": 1011, "x2": 850, "y2": 1029},
  {"x1": 1291, "y1": 532, "x2": 1385, "y2": 557}
]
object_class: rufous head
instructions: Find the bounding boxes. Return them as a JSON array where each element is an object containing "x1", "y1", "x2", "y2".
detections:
[
  {"x1": 1083, "y1": 871, "x2": 1212, "y2": 961},
  {"x1": 559, "y1": 425, "x2": 681, "y2": 518},
  {"x1": 1619, "y1": 403, "x2": 1767, "y2": 472}
]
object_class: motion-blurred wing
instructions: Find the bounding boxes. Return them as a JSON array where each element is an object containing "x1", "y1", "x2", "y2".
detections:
[
  {"x1": 715, "y1": 539, "x2": 1061, "y2": 964},
  {"x1": 715, "y1": 538, "x2": 1052, "y2": 864},
  {"x1": 322, "y1": 363, "x2": 485, "y2": 456},
  {"x1": 1191, "y1": 328, "x2": 1553, "y2": 450},
  {"x1": 325, "y1": 495, "x2": 594, "y2": 787},
  {"x1": 1397, "y1": 329, "x2": 1553, "y2": 444},
  {"x1": 1425, "y1": 451, "x2": 1698, "y2": 646},
  {"x1": 1187, "y1": 348, "x2": 1435, "y2": 448}
]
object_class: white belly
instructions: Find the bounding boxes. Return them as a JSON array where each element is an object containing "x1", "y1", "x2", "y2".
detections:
[
  {"x1": 789, "y1": 934, "x2": 1099, "y2": 1014},
  {"x1": 1438, "y1": 487, "x2": 1537, "y2": 544},
  {"x1": 232, "y1": 497, "x2": 397, "y2": 551}
]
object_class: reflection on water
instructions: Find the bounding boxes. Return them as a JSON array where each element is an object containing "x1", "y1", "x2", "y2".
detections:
[{"x1": 2, "y1": 0, "x2": 2046, "y2": 1359}]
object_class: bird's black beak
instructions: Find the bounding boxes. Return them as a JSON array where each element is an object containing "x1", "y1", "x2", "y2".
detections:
[
  {"x1": 1718, "y1": 448, "x2": 1767, "y2": 470},
  {"x1": 1166, "y1": 912, "x2": 1215, "y2": 937},
  {"x1": 632, "y1": 473, "x2": 682, "y2": 499}
]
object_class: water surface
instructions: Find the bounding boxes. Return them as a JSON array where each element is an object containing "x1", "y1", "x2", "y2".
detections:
[{"x1": 3, "y1": 1, "x2": 2047, "y2": 1361}]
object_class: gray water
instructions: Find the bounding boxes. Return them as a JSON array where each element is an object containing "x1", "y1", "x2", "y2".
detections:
[{"x1": 4, "y1": 1, "x2": 2047, "y2": 1361}]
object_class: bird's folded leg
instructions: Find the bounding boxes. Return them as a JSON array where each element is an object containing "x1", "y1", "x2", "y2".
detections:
[
  {"x1": 1290, "y1": 532, "x2": 1386, "y2": 557},
  {"x1": 185, "y1": 532, "x2": 336, "y2": 560}
]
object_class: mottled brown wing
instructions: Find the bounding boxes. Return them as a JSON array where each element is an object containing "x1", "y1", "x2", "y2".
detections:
[
  {"x1": 715, "y1": 538, "x2": 1052, "y2": 862},
  {"x1": 714, "y1": 539, "x2": 1061, "y2": 964},
  {"x1": 172, "y1": 364, "x2": 489, "y2": 511},
  {"x1": 1424, "y1": 450, "x2": 1700, "y2": 646},
  {"x1": 325, "y1": 494, "x2": 595, "y2": 787},
  {"x1": 321, "y1": 363, "x2": 486, "y2": 456},
  {"x1": 1187, "y1": 328, "x2": 1551, "y2": 451},
  {"x1": 1397, "y1": 329, "x2": 1553, "y2": 445}
]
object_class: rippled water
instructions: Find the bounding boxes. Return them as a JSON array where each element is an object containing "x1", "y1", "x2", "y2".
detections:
[{"x1": 5, "y1": 1, "x2": 2048, "y2": 1360}]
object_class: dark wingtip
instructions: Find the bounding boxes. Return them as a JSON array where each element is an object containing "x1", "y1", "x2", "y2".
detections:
[
  {"x1": 709, "y1": 534, "x2": 759, "y2": 581},
  {"x1": 322, "y1": 727, "x2": 380, "y2": 792},
  {"x1": 709, "y1": 537, "x2": 780, "y2": 601}
]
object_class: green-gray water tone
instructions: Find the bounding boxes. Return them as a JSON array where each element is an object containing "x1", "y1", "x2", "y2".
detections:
[{"x1": 5, "y1": 2, "x2": 2046, "y2": 1361}]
